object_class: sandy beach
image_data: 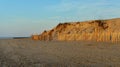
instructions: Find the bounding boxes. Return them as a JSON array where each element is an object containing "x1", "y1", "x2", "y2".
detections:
[{"x1": 0, "y1": 39, "x2": 119, "y2": 67}]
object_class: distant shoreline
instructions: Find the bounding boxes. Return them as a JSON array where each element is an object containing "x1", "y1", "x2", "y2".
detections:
[
  {"x1": 0, "y1": 37, "x2": 30, "y2": 39},
  {"x1": 13, "y1": 37, "x2": 30, "y2": 39}
]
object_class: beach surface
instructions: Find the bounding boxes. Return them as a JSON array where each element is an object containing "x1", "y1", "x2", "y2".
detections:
[{"x1": 0, "y1": 39, "x2": 120, "y2": 67}]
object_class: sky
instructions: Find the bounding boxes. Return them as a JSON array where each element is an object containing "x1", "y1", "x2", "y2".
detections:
[{"x1": 0, "y1": 0, "x2": 120, "y2": 37}]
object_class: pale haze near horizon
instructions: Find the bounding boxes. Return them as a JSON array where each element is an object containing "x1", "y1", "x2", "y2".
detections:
[{"x1": 0, "y1": 0, "x2": 120, "y2": 37}]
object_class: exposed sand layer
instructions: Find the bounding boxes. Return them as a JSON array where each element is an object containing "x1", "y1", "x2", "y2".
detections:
[
  {"x1": 0, "y1": 39, "x2": 120, "y2": 67},
  {"x1": 34, "y1": 18, "x2": 120, "y2": 41}
]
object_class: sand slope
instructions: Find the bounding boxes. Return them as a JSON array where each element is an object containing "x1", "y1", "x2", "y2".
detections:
[{"x1": 35, "y1": 18, "x2": 120, "y2": 41}]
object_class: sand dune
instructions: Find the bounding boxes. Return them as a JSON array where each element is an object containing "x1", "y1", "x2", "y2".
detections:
[
  {"x1": 32, "y1": 18, "x2": 120, "y2": 42},
  {"x1": 0, "y1": 39, "x2": 120, "y2": 67}
]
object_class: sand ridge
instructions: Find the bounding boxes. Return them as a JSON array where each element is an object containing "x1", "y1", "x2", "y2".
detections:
[{"x1": 32, "y1": 18, "x2": 120, "y2": 42}]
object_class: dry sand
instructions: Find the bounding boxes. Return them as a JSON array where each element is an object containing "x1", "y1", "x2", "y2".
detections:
[{"x1": 0, "y1": 39, "x2": 120, "y2": 67}]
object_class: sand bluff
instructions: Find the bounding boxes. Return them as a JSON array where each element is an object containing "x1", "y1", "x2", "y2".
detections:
[{"x1": 32, "y1": 18, "x2": 120, "y2": 42}]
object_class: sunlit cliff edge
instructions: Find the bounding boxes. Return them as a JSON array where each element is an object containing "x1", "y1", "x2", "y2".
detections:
[{"x1": 32, "y1": 18, "x2": 120, "y2": 42}]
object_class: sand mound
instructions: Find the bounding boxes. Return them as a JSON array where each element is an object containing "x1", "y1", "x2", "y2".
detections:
[{"x1": 32, "y1": 18, "x2": 120, "y2": 41}]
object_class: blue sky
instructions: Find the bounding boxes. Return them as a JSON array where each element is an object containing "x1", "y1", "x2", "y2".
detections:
[{"x1": 0, "y1": 0, "x2": 120, "y2": 37}]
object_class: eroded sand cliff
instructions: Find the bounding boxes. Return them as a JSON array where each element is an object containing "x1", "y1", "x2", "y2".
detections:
[{"x1": 32, "y1": 18, "x2": 120, "y2": 41}]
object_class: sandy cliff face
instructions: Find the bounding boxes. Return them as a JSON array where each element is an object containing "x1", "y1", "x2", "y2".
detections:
[{"x1": 33, "y1": 18, "x2": 120, "y2": 41}]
